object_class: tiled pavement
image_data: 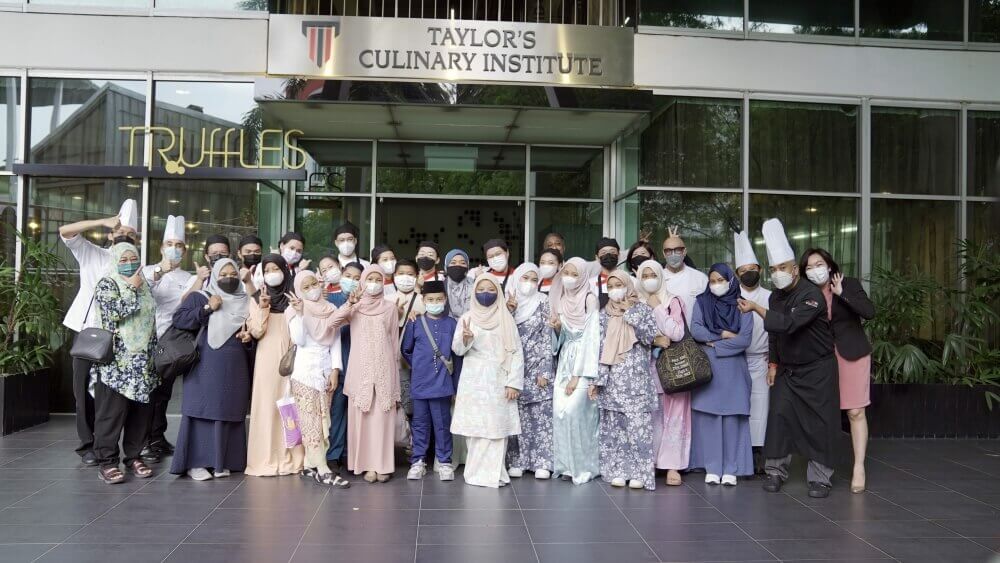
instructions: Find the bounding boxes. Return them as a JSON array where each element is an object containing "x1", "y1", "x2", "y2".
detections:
[{"x1": 0, "y1": 416, "x2": 998, "y2": 563}]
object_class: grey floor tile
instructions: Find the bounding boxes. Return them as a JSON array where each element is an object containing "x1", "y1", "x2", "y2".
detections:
[
  {"x1": 812, "y1": 496, "x2": 924, "y2": 521},
  {"x1": 65, "y1": 522, "x2": 197, "y2": 544},
  {"x1": 521, "y1": 507, "x2": 632, "y2": 527},
  {"x1": 608, "y1": 491, "x2": 712, "y2": 510},
  {"x1": 514, "y1": 492, "x2": 618, "y2": 510},
  {"x1": 836, "y1": 519, "x2": 960, "y2": 540},
  {"x1": 534, "y1": 541, "x2": 659, "y2": 563},
  {"x1": 875, "y1": 491, "x2": 1000, "y2": 519},
  {"x1": 649, "y1": 539, "x2": 778, "y2": 562},
  {"x1": 757, "y1": 538, "x2": 890, "y2": 560},
  {"x1": 932, "y1": 518, "x2": 1000, "y2": 538},
  {"x1": 636, "y1": 521, "x2": 751, "y2": 542},
  {"x1": 308, "y1": 508, "x2": 420, "y2": 528},
  {"x1": 297, "y1": 543, "x2": 416, "y2": 563},
  {"x1": 737, "y1": 518, "x2": 856, "y2": 540},
  {"x1": 0, "y1": 524, "x2": 83, "y2": 543},
  {"x1": 528, "y1": 522, "x2": 643, "y2": 543},
  {"x1": 0, "y1": 544, "x2": 58, "y2": 563},
  {"x1": 164, "y1": 543, "x2": 294, "y2": 563},
  {"x1": 301, "y1": 523, "x2": 418, "y2": 545},
  {"x1": 417, "y1": 524, "x2": 529, "y2": 545},
  {"x1": 419, "y1": 492, "x2": 517, "y2": 510},
  {"x1": 418, "y1": 508, "x2": 526, "y2": 526},
  {"x1": 416, "y1": 543, "x2": 535, "y2": 563},
  {"x1": 0, "y1": 504, "x2": 110, "y2": 525},
  {"x1": 622, "y1": 506, "x2": 730, "y2": 526},
  {"x1": 200, "y1": 507, "x2": 316, "y2": 527},
  {"x1": 93, "y1": 499, "x2": 217, "y2": 525},
  {"x1": 35, "y1": 542, "x2": 178, "y2": 563},
  {"x1": 184, "y1": 523, "x2": 306, "y2": 545},
  {"x1": 867, "y1": 536, "x2": 998, "y2": 562}
]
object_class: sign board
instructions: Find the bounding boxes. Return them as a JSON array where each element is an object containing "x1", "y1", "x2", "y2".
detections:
[
  {"x1": 118, "y1": 126, "x2": 306, "y2": 175},
  {"x1": 267, "y1": 15, "x2": 634, "y2": 88}
]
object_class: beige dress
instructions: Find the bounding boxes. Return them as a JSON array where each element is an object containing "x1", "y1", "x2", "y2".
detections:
[{"x1": 245, "y1": 299, "x2": 305, "y2": 476}]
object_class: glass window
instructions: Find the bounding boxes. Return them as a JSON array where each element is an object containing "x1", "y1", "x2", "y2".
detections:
[
  {"x1": 968, "y1": 201, "x2": 999, "y2": 247},
  {"x1": 376, "y1": 142, "x2": 525, "y2": 196},
  {"x1": 530, "y1": 146, "x2": 603, "y2": 199},
  {"x1": 968, "y1": 111, "x2": 1000, "y2": 198},
  {"x1": 156, "y1": 0, "x2": 266, "y2": 9},
  {"x1": 28, "y1": 0, "x2": 147, "y2": 7},
  {"x1": 970, "y1": 0, "x2": 1000, "y2": 42},
  {"x1": 617, "y1": 130, "x2": 641, "y2": 197},
  {"x1": 750, "y1": 101, "x2": 858, "y2": 192},
  {"x1": 29, "y1": 79, "x2": 147, "y2": 167},
  {"x1": 638, "y1": 190, "x2": 742, "y2": 271},
  {"x1": 0, "y1": 176, "x2": 15, "y2": 267},
  {"x1": 616, "y1": 193, "x2": 640, "y2": 250},
  {"x1": 749, "y1": 0, "x2": 854, "y2": 36},
  {"x1": 860, "y1": 0, "x2": 963, "y2": 41},
  {"x1": 640, "y1": 0, "x2": 744, "y2": 30},
  {"x1": 532, "y1": 201, "x2": 603, "y2": 261},
  {"x1": 640, "y1": 97, "x2": 741, "y2": 189},
  {"x1": 297, "y1": 140, "x2": 372, "y2": 194},
  {"x1": 1, "y1": 76, "x2": 20, "y2": 172},
  {"x1": 295, "y1": 196, "x2": 371, "y2": 263},
  {"x1": 749, "y1": 194, "x2": 860, "y2": 276},
  {"x1": 871, "y1": 107, "x2": 958, "y2": 196}
]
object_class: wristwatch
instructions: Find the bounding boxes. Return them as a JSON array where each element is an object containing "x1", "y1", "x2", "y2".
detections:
[{"x1": 203, "y1": 303, "x2": 212, "y2": 312}]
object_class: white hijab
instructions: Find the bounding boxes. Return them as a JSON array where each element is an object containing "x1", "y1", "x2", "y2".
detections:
[
  {"x1": 635, "y1": 259, "x2": 678, "y2": 308},
  {"x1": 506, "y1": 262, "x2": 546, "y2": 325},
  {"x1": 205, "y1": 258, "x2": 249, "y2": 350}
]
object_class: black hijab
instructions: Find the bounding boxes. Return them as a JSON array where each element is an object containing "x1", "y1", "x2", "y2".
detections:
[{"x1": 260, "y1": 253, "x2": 293, "y2": 313}]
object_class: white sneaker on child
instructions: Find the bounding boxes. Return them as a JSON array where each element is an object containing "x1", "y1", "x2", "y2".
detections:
[
  {"x1": 213, "y1": 469, "x2": 231, "y2": 478},
  {"x1": 705, "y1": 473, "x2": 721, "y2": 485},
  {"x1": 438, "y1": 463, "x2": 455, "y2": 481},
  {"x1": 508, "y1": 467, "x2": 524, "y2": 478},
  {"x1": 188, "y1": 468, "x2": 213, "y2": 481},
  {"x1": 407, "y1": 461, "x2": 427, "y2": 480},
  {"x1": 721, "y1": 474, "x2": 737, "y2": 486},
  {"x1": 535, "y1": 469, "x2": 551, "y2": 480},
  {"x1": 610, "y1": 477, "x2": 627, "y2": 487},
  {"x1": 628, "y1": 480, "x2": 644, "y2": 489}
]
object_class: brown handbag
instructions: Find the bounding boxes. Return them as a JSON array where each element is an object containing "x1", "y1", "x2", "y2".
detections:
[
  {"x1": 278, "y1": 344, "x2": 297, "y2": 377},
  {"x1": 656, "y1": 308, "x2": 713, "y2": 394}
]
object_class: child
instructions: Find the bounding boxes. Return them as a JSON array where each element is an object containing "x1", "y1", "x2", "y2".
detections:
[
  {"x1": 318, "y1": 256, "x2": 343, "y2": 305},
  {"x1": 537, "y1": 248, "x2": 562, "y2": 296},
  {"x1": 416, "y1": 240, "x2": 445, "y2": 282},
  {"x1": 394, "y1": 259, "x2": 423, "y2": 418},
  {"x1": 401, "y1": 281, "x2": 457, "y2": 481},
  {"x1": 444, "y1": 248, "x2": 473, "y2": 320},
  {"x1": 324, "y1": 262, "x2": 364, "y2": 473},
  {"x1": 371, "y1": 245, "x2": 398, "y2": 300}
]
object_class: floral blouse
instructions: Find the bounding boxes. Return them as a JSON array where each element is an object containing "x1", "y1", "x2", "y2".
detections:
[
  {"x1": 516, "y1": 301, "x2": 555, "y2": 404},
  {"x1": 89, "y1": 278, "x2": 159, "y2": 403},
  {"x1": 595, "y1": 302, "x2": 660, "y2": 414}
]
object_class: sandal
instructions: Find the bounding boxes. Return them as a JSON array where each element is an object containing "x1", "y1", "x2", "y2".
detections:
[
  {"x1": 300, "y1": 468, "x2": 317, "y2": 480},
  {"x1": 665, "y1": 470, "x2": 683, "y2": 486},
  {"x1": 99, "y1": 466, "x2": 126, "y2": 485},
  {"x1": 331, "y1": 475, "x2": 351, "y2": 489},
  {"x1": 127, "y1": 459, "x2": 154, "y2": 479}
]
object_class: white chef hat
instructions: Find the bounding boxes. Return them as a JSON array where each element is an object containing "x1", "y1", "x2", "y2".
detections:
[
  {"x1": 164, "y1": 215, "x2": 185, "y2": 243},
  {"x1": 733, "y1": 230, "x2": 759, "y2": 269},
  {"x1": 118, "y1": 199, "x2": 139, "y2": 231},
  {"x1": 762, "y1": 218, "x2": 796, "y2": 266}
]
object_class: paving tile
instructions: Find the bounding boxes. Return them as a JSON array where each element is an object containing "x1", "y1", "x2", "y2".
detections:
[
  {"x1": 417, "y1": 508, "x2": 526, "y2": 526},
  {"x1": 416, "y1": 543, "x2": 535, "y2": 563},
  {"x1": 757, "y1": 538, "x2": 890, "y2": 560},
  {"x1": 875, "y1": 491, "x2": 1000, "y2": 519},
  {"x1": 932, "y1": 518, "x2": 1000, "y2": 538},
  {"x1": 419, "y1": 492, "x2": 517, "y2": 510},
  {"x1": 528, "y1": 521, "x2": 643, "y2": 542},
  {"x1": 534, "y1": 541, "x2": 659, "y2": 563},
  {"x1": 521, "y1": 507, "x2": 632, "y2": 527},
  {"x1": 636, "y1": 521, "x2": 751, "y2": 542},
  {"x1": 623, "y1": 506, "x2": 730, "y2": 526},
  {"x1": 35, "y1": 542, "x2": 178, "y2": 563},
  {"x1": 0, "y1": 544, "x2": 58, "y2": 563},
  {"x1": 836, "y1": 519, "x2": 960, "y2": 540},
  {"x1": 163, "y1": 543, "x2": 295, "y2": 563},
  {"x1": 0, "y1": 524, "x2": 83, "y2": 543},
  {"x1": 866, "y1": 536, "x2": 998, "y2": 562},
  {"x1": 301, "y1": 523, "x2": 418, "y2": 545},
  {"x1": 417, "y1": 524, "x2": 529, "y2": 545},
  {"x1": 649, "y1": 539, "x2": 778, "y2": 562},
  {"x1": 308, "y1": 508, "x2": 420, "y2": 528},
  {"x1": 0, "y1": 504, "x2": 110, "y2": 525},
  {"x1": 65, "y1": 522, "x2": 197, "y2": 544},
  {"x1": 737, "y1": 518, "x2": 856, "y2": 540}
]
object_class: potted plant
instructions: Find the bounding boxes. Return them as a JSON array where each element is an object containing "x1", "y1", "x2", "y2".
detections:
[{"x1": 0, "y1": 231, "x2": 66, "y2": 435}]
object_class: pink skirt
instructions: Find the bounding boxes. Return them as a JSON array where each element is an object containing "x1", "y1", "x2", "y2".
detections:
[
  {"x1": 346, "y1": 396, "x2": 396, "y2": 475},
  {"x1": 837, "y1": 350, "x2": 871, "y2": 410},
  {"x1": 650, "y1": 362, "x2": 691, "y2": 470}
]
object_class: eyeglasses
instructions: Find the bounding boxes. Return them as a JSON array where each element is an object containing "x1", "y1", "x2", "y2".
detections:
[{"x1": 662, "y1": 247, "x2": 685, "y2": 256}]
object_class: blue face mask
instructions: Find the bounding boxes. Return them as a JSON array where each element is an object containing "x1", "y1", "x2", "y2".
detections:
[
  {"x1": 163, "y1": 246, "x2": 183, "y2": 264},
  {"x1": 340, "y1": 278, "x2": 358, "y2": 294},
  {"x1": 425, "y1": 302, "x2": 446, "y2": 315},
  {"x1": 118, "y1": 262, "x2": 139, "y2": 277},
  {"x1": 475, "y1": 291, "x2": 498, "y2": 307}
]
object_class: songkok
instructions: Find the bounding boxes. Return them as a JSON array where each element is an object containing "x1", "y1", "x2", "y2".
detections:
[{"x1": 422, "y1": 281, "x2": 446, "y2": 295}]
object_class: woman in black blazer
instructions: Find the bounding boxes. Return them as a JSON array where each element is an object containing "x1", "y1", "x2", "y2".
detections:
[{"x1": 801, "y1": 248, "x2": 875, "y2": 494}]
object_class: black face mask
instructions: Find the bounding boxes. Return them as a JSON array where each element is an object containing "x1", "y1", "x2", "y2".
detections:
[
  {"x1": 599, "y1": 254, "x2": 620, "y2": 270},
  {"x1": 242, "y1": 253, "x2": 262, "y2": 268},
  {"x1": 217, "y1": 277, "x2": 240, "y2": 295},
  {"x1": 739, "y1": 270, "x2": 760, "y2": 288},
  {"x1": 207, "y1": 254, "x2": 227, "y2": 267},
  {"x1": 416, "y1": 257, "x2": 436, "y2": 272},
  {"x1": 446, "y1": 265, "x2": 468, "y2": 283},
  {"x1": 629, "y1": 255, "x2": 647, "y2": 272},
  {"x1": 112, "y1": 235, "x2": 135, "y2": 246}
]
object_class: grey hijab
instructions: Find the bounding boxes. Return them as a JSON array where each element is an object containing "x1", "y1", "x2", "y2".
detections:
[{"x1": 205, "y1": 258, "x2": 249, "y2": 349}]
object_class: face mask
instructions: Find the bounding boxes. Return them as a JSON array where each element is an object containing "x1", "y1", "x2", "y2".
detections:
[
  {"x1": 324, "y1": 269, "x2": 342, "y2": 284},
  {"x1": 207, "y1": 254, "x2": 227, "y2": 267},
  {"x1": 561, "y1": 275, "x2": 579, "y2": 289},
  {"x1": 487, "y1": 255, "x2": 507, "y2": 273},
  {"x1": 710, "y1": 282, "x2": 730, "y2": 297},
  {"x1": 539, "y1": 264, "x2": 557, "y2": 280},
  {"x1": 117, "y1": 262, "x2": 139, "y2": 277},
  {"x1": 772, "y1": 270, "x2": 794, "y2": 290},
  {"x1": 113, "y1": 235, "x2": 135, "y2": 246},
  {"x1": 305, "y1": 288, "x2": 322, "y2": 302},
  {"x1": 416, "y1": 257, "x2": 436, "y2": 272},
  {"x1": 395, "y1": 275, "x2": 416, "y2": 292},
  {"x1": 340, "y1": 278, "x2": 358, "y2": 294},
  {"x1": 806, "y1": 266, "x2": 830, "y2": 285},
  {"x1": 446, "y1": 265, "x2": 468, "y2": 283},
  {"x1": 337, "y1": 241, "x2": 356, "y2": 256},
  {"x1": 380, "y1": 260, "x2": 397, "y2": 275},
  {"x1": 641, "y1": 278, "x2": 660, "y2": 294},
  {"x1": 518, "y1": 280, "x2": 537, "y2": 297},
  {"x1": 665, "y1": 254, "x2": 684, "y2": 269},
  {"x1": 281, "y1": 249, "x2": 302, "y2": 266},
  {"x1": 608, "y1": 288, "x2": 627, "y2": 302},
  {"x1": 425, "y1": 302, "x2": 446, "y2": 316},
  {"x1": 629, "y1": 255, "x2": 647, "y2": 272},
  {"x1": 599, "y1": 254, "x2": 619, "y2": 270},
  {"x1": 242, "y1": 253, "x2": 261, "y2": 268},
  {"x1": 217, "y1": 277, "x2": 240, "y2": 295},
  {"x1": 739, "y1": 270, "x2": 760, "y2": 288},
  {"x1": 365, "y1": 281, "x2": 383, "y2": 296},
  {"x1": 264, "y1": 272, "x2": 285, "y2": 287},
  {"x1": 163, "y1": 246, "x2": 183, "y2": 264},
  {"x1": 476, "y1": 291, "x2": 498, "y2": 307}
]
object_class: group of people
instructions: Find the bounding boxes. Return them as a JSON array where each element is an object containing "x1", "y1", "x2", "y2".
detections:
[{"x1": 62, "y1": 200, "x2": 874, "y2": 497}]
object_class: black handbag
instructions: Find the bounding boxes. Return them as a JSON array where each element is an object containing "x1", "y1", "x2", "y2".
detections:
[
  {"x1": 656, "y1": 308, "x2": 713, "y2": 394},
  {"x1": 153, "y1": 324, "x2": 204, "y2": 380},
  {"x1": 69, "y1": 295, "x2": 114, "y2": 365}
]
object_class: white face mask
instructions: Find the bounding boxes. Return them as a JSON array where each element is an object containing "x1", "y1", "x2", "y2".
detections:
[
  {"x1": 539, "y1": 264, "x2": 557, "y2": 280},
  {"x1": 380, "y1": 260, "x2": 397, "y2": 275},
  {"x1": 487, "y1": 254, "x2": 508, "y2": 273},
  {"x1": 281, "y1": 249, "x2": 302, "y2": 265},
  {"x1": 806, "y1": 266, "x2": 830, "y2": 286},
  {"x1": 263, "y1": 272, "x2": 285, "y2": 287},
  {"x1": 772, "y1": 270, "x2": 794, "y2": 290},
  {"x1": 608, "y1": 288, "x2": 627, "y2": 302},
  {"x1": 561, "y1": 275, "x2": 579, "y2": 289},
  {"x1": 425, "y1": 302, "x2": 446, "y2": 315},
  {"x1": 394, "y1": 274, "x2": 416, "y2": 292},
  {"x1": 324, "y1": 269, "x2": 341, "y2": 284},
  {"x1": 336, "y1": 240, "x2": 356, "y2": 256},
  {"x1": 641, "y1": 278, "x2": 659, "y2": 294},
  {"x1": 365, "y1": 281, "x2": 383, "y2": 296},
  {"x1": 709, "y1": 282, "x2": 730, "y2": 297},
  {"x1": 518, "y1": 280, "x2": 537, "y2": 297},
  {"x1": 304, "y1": 288, "x2": 322, "y2": 302}
]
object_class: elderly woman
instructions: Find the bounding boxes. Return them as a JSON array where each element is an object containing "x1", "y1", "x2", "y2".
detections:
[{"x1": 91, "y1": 242, "x2": 158, "y2": 485}]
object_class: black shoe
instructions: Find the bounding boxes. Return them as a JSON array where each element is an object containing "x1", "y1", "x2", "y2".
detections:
[
  {"x1": 81, "y1": 451, "x2": 98, "y2": 467},
  {"x1": 762, "y1": 475, "x2": 783, "y2": 493},
  {"x1": 139, "y1": 446, "x2": 161, "y2": 464},
  {"x1": 148, "y1": 439, "x2": 174, "y2": 456},
  {"x1": 328, "y1": 460, "x2": 342, "y2": 475},
  {"x1": 808, "y1": 482, "x2": 831, "y2": 499}
]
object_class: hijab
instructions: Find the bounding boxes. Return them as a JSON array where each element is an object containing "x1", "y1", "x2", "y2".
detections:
[
  {"x1": 103, "y1": 242, "x2": 156, "y2": 353},
  {"x1": 549, "y1": 257, "x2": 598, "y2": 331},
  {"x1": 600, "y1": 271, "x2": 640, "y2": 366},
  {"x1": 260, "y1": 254, "x2": 293, "y2": 313},
  {"x1": 294, "y1": 270, "x2": 338, "y2": 345},
  {"x1": 467, "y1": 274, "x2": 520, "y2": 375},
  {"x1": 695, "y1": 262, "x2": 742, "y2": 335},
  {"x1": 635, "y1": 259, "x2": 679, "y2": 308},
  {"x1": 205, "y1": 258, "x2": 249, "y2": 350},
  {"x1": 445, "y1": 248, "x2": 473, "y2": 319},
  {"x1": 356, "y1": 265, "x2": 395, "y2": 317},
  {"x1": 507, "y1": 262, "x2": 546, "y2": 325}
]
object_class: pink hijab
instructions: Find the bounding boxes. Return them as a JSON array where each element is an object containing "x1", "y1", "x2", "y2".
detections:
[
  {"x1": 356, "y1": 265, "x2": 395, "y2": 317},
  {"x1": 549, "y1": 257, "x2": 598, "y2": 331},
  {"x1": 294, "y1": 271, "x2": 337, "y2": 346},
  {"x1": 600, "y1": 271, "x2": 640, "y2": 366}
]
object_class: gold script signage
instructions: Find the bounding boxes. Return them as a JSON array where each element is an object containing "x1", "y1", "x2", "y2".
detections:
[{"x1": 119, "y1": 126, "x2": 307, "y2": 175}]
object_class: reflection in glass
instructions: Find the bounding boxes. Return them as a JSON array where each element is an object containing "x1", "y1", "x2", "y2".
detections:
[
  {"x1": 749, "y1": 0, "x2": 854, "y2": 35},
  {"x1": 750, "y1": 101, "x2": 858, "y2": 192},
  {"x1": 749, "y1": 194, "x2": 859, "y2": 276},
  {"x1": 1, "y1": 77, "x2": 20, "y2": 172},
  {"x1": 860, "y1": 0, "x2": 963, "y2": 41},
  {"x1": 295, "y1": 196, "x2": 372, "y2": 262},
  {"x1": 29, "y1": 0, "x2": 147, "y2": 6},
  {"x1": 532, "y1": 201, "x2": 603, "y2": 261},
  {"x1": 872, "y1": 107, "x2": 958, "y2": 196},
  {"x1": 640, "y1": 97, "x2": 741, "y2": 188},
  {"x1": 968, "y1": 201, "x2": 999, "y2": 247},
  {"x1": 640, "y1": 0, "x2": 743, "y2": 29},
  {"x1": 156, "y1": 0, "x2": 266, "y2": 10},
  {"x1": 970, "y1": 0, "x2": 1000, "y2": 42},
  {"x1": 530, "y1": 147, "x2": 603, "y2": 199},
  {"x1": 29, "y1": 79, "x2": 147, "y2": 166},
  {"x1": 616, "y1": 192, "x2": 640, "y2": 250},
  {"x1": 968, "y1": 111, "x2": 1000, "y2": 198},
  {"x1": 377, "y1": 142, "x2": 525, "y2": 196},
  {"x1": 638, "y1": 190, "x2": 742, "y2": 271},
  {"x1": 0, "y1": 176, "x2": 15, "y2": 267},
  {"x1": 297, "y1": 140, "x2": 373, "y2": 194}
]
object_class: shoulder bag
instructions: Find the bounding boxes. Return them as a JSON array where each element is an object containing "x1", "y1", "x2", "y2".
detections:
[
  {"x1": 69, "y1": 293, "x2": 114, "y2": 365},
  {"x1": 656, "y1": 307, "x2": 713, "y2": 394},
  {"x1": 278, "y1": 343, "x2": 297, "y2": 377},
  {"x1": 419, "y1": 315, "x2": 454, "y2": 375}
]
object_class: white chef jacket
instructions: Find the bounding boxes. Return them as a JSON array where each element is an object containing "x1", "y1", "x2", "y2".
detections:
[
  {"x1": 740, "y1": 285, "x2": 772, "y2": 357},
  {"x1": 61, "y1": 235, "x2": 111, "y2": 333},
  {"x1": 141, "y1": 265, "x2": 197, "y2": 338}
]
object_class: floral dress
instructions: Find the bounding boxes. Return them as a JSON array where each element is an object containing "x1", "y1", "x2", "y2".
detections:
[
  {"x1": 90, "y1": 277, "x2": 158, "y2": 403},
  {"x1": 506, "y1": 302, "x2": 555, "y2": 473}
]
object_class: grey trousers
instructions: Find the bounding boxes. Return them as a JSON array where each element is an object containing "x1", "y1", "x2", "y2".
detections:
[{"x1": 765, "y1": 455, "x2": 834, "y2": 486}]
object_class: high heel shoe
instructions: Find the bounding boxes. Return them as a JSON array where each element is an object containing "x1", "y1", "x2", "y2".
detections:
[{"x1": 851, "y1": 467, "x2": 866, "y2": 494}]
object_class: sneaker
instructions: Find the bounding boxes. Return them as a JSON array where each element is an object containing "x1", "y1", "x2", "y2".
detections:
[
  {"x1": 535, "y1": 469, "x2": 551, "y2": 480},
  {"x1": 705, "y1": 473, "x2": 721, "y2": 485},
  {"x1": 610, "y1": 477, "x2": 627, "y2": 487},
  {"x1": 762, "y1": 474, "x2": 783, "y2": 493},
  {"x1": 508, "y1": 467, "x2": 524, "y2": 478},
  {"x1": 407, "y1": 461, "x2": 427, "y2": 480},
  {"x1": 721, "y1": 474, "x2": 737, "y2": 486},
  {"x1": 188, "y1": 468, "x2": 213, "y2": 481},
  {"x1": 627, "y1": 479, "x2": 643, "y2": 489},
  {"x1": 213, "y1": 469, "x2": 231, "y2": 479},
  {"x1": 438, "y1": 463, "x2": 455, "y2": 481}
]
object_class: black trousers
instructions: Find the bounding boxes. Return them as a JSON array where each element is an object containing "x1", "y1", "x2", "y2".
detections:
[
  {"x1": 71, "y1": 355, "x2": 96, "y2": 456},
  {"x1": 147, "y1": 371, "x2": 178, "y2": 445},
  {"x1": 93, "y1": 380, "x2": 153, "y2": 468}
]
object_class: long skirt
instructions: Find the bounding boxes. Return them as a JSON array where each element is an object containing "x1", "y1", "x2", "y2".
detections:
[
  {"x1": 506, "y1": 400, "x2": 554, "y2": 472},
  {"x1": 346, "y1": 396, "x2": 396, "y2": 475},
  {"x1": 246, "y1": 375, "x2": 304, "y2": 477},
  {"x1": 170, "y1": 416, "x2": 247, "y2": 475},
  {"x1": 553, "y1": 378, "x2": 600, "y2": 484},
  {"x1": 689, "y1": 411, "x2": 753, "y2": 477},
  {"x1": 747, "y1": 353, "x2": 770, "y2": 447},
  {"x1": 464, "y1": 437, "x2": 509, "y2": 488},
  {"x1": 599, "y1": 409, "x2": 656, "y2": 491},
  {"x1": 652, "y1": 391, "x2": 692, "y2": 470},
  {"x1": 291, "y1": 380, "x2": 333, "y2": 474}
]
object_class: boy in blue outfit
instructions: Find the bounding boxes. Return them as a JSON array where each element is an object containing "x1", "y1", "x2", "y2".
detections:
[{"x1": 401, "y1": 281, "x2": 457, "y2": 481}]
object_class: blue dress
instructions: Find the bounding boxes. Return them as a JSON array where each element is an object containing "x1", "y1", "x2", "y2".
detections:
[
  {"x1": 326, "y1": 291, "x2": 351, "y2": 464},
  {"x1": 507, "y1": 302, "x2": 556, "y2": 473},
  {"x1": 552, "y1": 311, "x2": 601, "y2": 484}
]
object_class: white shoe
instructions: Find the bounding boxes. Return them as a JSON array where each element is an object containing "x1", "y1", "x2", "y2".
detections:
[
  {"x1": 705, "y1": 473, "x2": 721, "y2": 485},
  {"x1": 438, "y1": 463, "x2": 455, "y2": 481},
  {"x1": 610, "y1": 477, "x2": 627, "y2": 487},
  {"x1": 433, "y1": 458, "x2": 442, "y2": 473},
  {"x1": 508, "y1": 467, "x2": 524, "y2": 478},
  {"x1": 721, "y1": 474, "x2": 737, "y2": 486},
  {"x1": 535, "y1": 469, "x2": 551, "y2": 480},
  {"x1": 407, "y1": 461, "x2": 427, "y2": 480},
  {"x1": 628, "y1": 479, "x2": 644, "y2": 489},
  {"x1": 213, "y1": 469, "x2": 231, "y2": 479},
  {"x1": 188, "y1": 468, "x2": 213, "y2": 481}
]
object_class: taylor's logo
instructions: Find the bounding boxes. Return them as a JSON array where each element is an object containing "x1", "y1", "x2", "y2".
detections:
[{"x1": 302, "y1": 20, "x2": 340, "y2": 68}]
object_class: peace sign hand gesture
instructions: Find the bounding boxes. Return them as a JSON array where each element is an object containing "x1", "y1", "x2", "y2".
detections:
[
  {"x1": 286, "y1": 292, "x2": 303, "y2": 314},
  {"x1": 462, "y1": 318, "x2": 474, "y2": 346}
]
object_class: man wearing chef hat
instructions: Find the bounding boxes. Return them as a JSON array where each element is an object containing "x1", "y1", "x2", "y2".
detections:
[
  {"x1": 738, "y1": 219, "x2": 840, "y2": 499},
  {"x1": 59, "y1": 199, "x2": 141, "y2": 466}
]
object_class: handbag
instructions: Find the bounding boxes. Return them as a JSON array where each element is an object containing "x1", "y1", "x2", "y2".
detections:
[
  {"x1": 394, "y1": 406, "x2": 412, "y2": 449},
  {"x1": 278, "y1": 344, "x2": 297, "y2": 377},
  {"x1": 419, "y1": 315, "x2": 454, "y2": 375},
  {"x1": 69, "y1": 295, "x2": 114, "y2": 365},
  {"x1": 153, "y1": 291, "x2": 210, "y2": 380},
  {"x1": 656, "y1": 308, "x2": 713, "y2": 394}
]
